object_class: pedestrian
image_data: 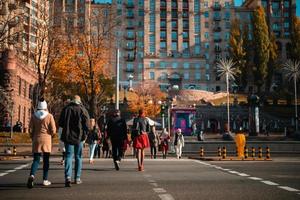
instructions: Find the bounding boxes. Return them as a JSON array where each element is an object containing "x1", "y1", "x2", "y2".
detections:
[
  {"x1": 131, "y1": 109, "x2": 150, "y2": 171},
  {"x1": 160, "y1": 128, "x2": 170, "y2": 159},
  {"x1": 102, "y1": 136, "x2": 110, "y2": 158},
  {"x1": 148, "y1": 125, "x2": 160, "y2": 159},
  {"x1": 27, "y1": 99, "x2": 56, "y2": 188},
  {"x1": 94, "y1": 131, "x2": 103, "y2": 159},
  {"x1": 174, "y1": 128, "x2": 185, "y2": 159},
  {"x1": 58, "y1": 99, "x2": 70, "y2": 165},
  {"x1": 107, "y1": 110, "x2": 127, "y2": 171},
  {"x1": 86, "y1": 118, "x2": 99, "y2": 164},
  {"x1": 58, "y1": 95, "x2": 89, "y2": 187}
]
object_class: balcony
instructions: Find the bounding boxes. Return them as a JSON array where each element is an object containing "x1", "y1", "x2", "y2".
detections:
[
  {"x1": 124, "y1": 3, "x2": 134, "y2": 9},
  {"x1": 213, "y1": 16, "x2": 221, "y2": 21},
  {"x1": 123, "y1": 46, "x2": 135, "y2": 51},
  {"x1": 126, "y1": 14, "x2": 135, "y2": 19},
  {"x1": 124, "y1": 35, "x2": 135, "y2": 40},
  {"x1": 213, "y1": 26, "x2": 222, "y2": 32},
  {"x1": 124, "y1": 56, "x2": 135, "y2": 62},
  {"x1": 212, "y1": 5, "x2": 221, "y2": 11},
  {"x1": 214, "y1": 47, "x2": 222, "y2": 53},
  {"x1": 124, "y1": 68, "x2": 135, "y2": 73},
  {"x1": 214, "y1": 38, "x2": 222, "y2": 43}
]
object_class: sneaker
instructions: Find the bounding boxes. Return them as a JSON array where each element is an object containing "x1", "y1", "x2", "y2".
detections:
[
  {"x1": 60, "y1": 160, "x2": 65, "y2": 165},
  {"x1": 27, "y1": 176, "x2": 34, "y2": 189},
  {"x1": 74, "y1": 178, "x2": 82, "y2": 184},
  {"x1": 65, "y1": 179, "x2": 72, "y2": 187},
  {"x1": 114, "y1": 161, "x2": 120, "y2": 171},
  {"x1": 42, "y1": 180, "x2": 51, "y2": 186}
]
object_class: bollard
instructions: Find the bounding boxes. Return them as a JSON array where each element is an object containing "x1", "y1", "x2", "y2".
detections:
[
  {"x1": 258, "y1": 147, "x2": 262, "y2": 159},
  {"x1": 218, "y1": 147, "x2": 221, "y2": 157},
  {"x1": 244, "y1": 146, "x2": 248, "y2": 159},
  {"x1": 222, "y1": 146, "x2": 226, "y2": 159},
  {"x1": 251, "y1": 147, "x2": 255, "y2": 159},
  {"x1": 266, "y1": 146, "x2": 271, "y2": 159},
  {"x1": 199, "y1": 147, "x2": 204, "y2": 157},
  {"x1": 13, "y1": 146, "x2": 16, "y2": 156}
]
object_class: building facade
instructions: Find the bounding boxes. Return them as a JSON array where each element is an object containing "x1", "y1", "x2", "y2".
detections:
[{"x1": 0, "y1": 0, "x2": 49, "y2": 132}]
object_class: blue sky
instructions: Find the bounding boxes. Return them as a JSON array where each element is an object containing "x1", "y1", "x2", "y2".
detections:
[{"x1": 96, "y1": 0, "x2": 299, "y2": 16}]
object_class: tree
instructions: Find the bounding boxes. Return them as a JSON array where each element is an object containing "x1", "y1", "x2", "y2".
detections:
[
  {"x1": 242, "y1": 22, "x2": 253, "y2": 91},
  {"x1": 0, "y1": 0, "x2": 24, "y2": 51},
  {"x1": 265, "y1": 32, "x2": 278, "y2": 94},
  {"x1": 229, "y1": 18, "x2": 246, "y2": 91},
  {"x1": 51, "y1": 6, "x2": 118, "y2": 118},
  {"x1": 252, "y1": 6, "x2": 270, "y2": 94},
  {"x1": 282, "y1": 60, "x2": 300, "y2": 133},
  {"x1": 127, "y1": 81, "x2": 166, "y2": 118},
  {"x1": 216, "y1": 58, "x2": 237, "y2": 133},
  {"x1": 289, "y1": 16, "x2": 300, "y2": 61}
]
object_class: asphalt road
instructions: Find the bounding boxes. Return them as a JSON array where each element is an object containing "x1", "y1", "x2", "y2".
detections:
[{"x1": 0, "y1": 157, "x2": 299, "y2": 200}]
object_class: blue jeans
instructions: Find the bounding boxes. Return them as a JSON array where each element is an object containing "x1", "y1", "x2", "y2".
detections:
[
  {"x1": 65, "y1": 142, "x2": 83, "y2": 180},
  {"x1": 30, "y1": 153, "x2": 50, "y2": 180},
  {"x1": 89, "y1": 143, "x2": 96, "y2": 160}
]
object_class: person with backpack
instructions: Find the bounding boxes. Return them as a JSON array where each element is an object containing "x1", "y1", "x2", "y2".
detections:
[
  {"x1": 106, "y1": 110, "x2": 127, "y2": 170},
  {"x1": 174, "y1": 128, "x2": 185, "y2": 159},
  {"x1": 131, "y1": 109, "x2": 150, "y2": 171}
]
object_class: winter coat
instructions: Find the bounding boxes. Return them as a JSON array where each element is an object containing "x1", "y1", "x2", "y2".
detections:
[
  {"x1": 59, "y1": 102, "x2": 90, "y2": 145},
  {"x1": 106, "y1": 116, "x2": 127, "y2": 143},
  {"x1": 86, "y1": 127, "x2": 100, "y2": 145},
  {"x1": 148, "y1": 130, "x2": 159, "y2": 147},
  {"x1": 29, "y1": 110, "x2": 56, "y2": 153}
]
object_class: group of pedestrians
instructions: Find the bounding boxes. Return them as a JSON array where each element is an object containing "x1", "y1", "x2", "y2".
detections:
[{"x1": 26, "y1": 96, "x2": 185, "y2": 188}]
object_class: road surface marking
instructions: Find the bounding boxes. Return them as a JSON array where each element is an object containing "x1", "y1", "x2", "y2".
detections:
[
  {"x1": 143, "y1": 174, "x2": 152, "y2": 178},
  {"x1": 14, "y1": 164, "x2": 29, "y2": 170},
  {"x1": 148, "y1": 179, "x2": 156, "y2": 183},
  {"x1": 278, "y1": 186, "x2": 300, "y2": 192},
  {"x1": 158, "y1": 194, "x2": 175, "y2": 200},
  {"x1": 237, "y1": 173, "x2": 249, "y2": 177},
  {"x1": 229, "y1": 170, "x2": 239, "y2": 174},
  {"x1": 150, "y1": 183, "x2": 158, "y2": 187},
  {"x1": 248, "y1": 177, "x2": 263, "y2": 181},
  {"x1": 153, "y1": 188, "x2": 167, "y2": 193},
  {"x1": 261, "y1": 181, "x2": 279, "y2": 186},
  {"x1": 0, "y1": 173, "x2": 8, "y2": 177},
  {"x1": 6, "y1": 170, "x2": 16, "y2": 173},
  {"x1": 222, "y1": 168, "x2": 231, "y2": 171}
]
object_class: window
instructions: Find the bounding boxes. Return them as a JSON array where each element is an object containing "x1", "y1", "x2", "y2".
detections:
[
  {"x1": 194, "y1": 0, "x2": 200, "y2": 12},
  {"x1": 284, "y1": 12, "x2": 289, "y2": 17},
  {"x1": 161, "y1": 21, "x2": 166, "y2": 28},
  {"x1": 204, "y1": 11, "x2": 209, "y2": 18},
  {"x1": 183, "y1": 32, "x2": 189, "y2": 39},
  {"x1": 150, "y1": 61, "x2": 155, "y2": 68},
  {"x1": 126, "y1": 63, "x2": 134, "y2": 70},
  {"x1": 205, "y1": 22, "x2": 209, "y2": 28},
  {"x1": 117, "y1": 9, "x2": 122, "y2": 16},
  {"x1": 160, "y1": 61, "x2": 166, "y2": 68},
  {"x1": 149, "y1": 44, "x2": 155, "y2": 53},
  {"x1": 184, "y1": 72, "x2": 189, "y2": 80},
  {"x1": 205, "y1": 73, "x2": 210, "y2": 81},
  {"x1": 225, "y1": 12, "x2": 231, "y2": 20},
  {"x1": 182, "y1": 42, "x2": 189, "y2": 50},
  {"x1": 138, "y1": 63, "x2": 143, "y2": 69},
  {"x1": 172, "y1": 62, "x2": 178, "y2": 68},
  {"x1": 284, "y1": 1, "x2": 290, "y2": 8},
  {"x1": 195, "y1": 45, "x2": 201, "y2": 54},
  {"x1": 138, "y1": 0, "x2": 144, "y2": 6},
  {"x1": 225, "y1": 22, "x2": 231, "y2": 29},
  {"x1": 195, "y1": 36, "x2": 200, "y2": 45},
  {"x1": 195, "y1": 73, "x2": 201, "y2": 80},
  {"x1": 204, "y1": 32, "x2": 209, "y2": 39},
  {"x1": 284, "y1": 22, "x2": 289, "y2": 28},
  {"x1": 138, "y1": 9, "x2": 144, "y2": 16},
  {"x1": 160, "y1": 73, "x2": 167, "y2": 80},
  {"x1": 205, "y1": 43, "x2": 209, "y2": 49},
  {"x1": 138, "y1": 31, "x2": 144, "y2": 37},
  {"x1": 172, "y1": 42, "x2": 177, "y2": 50},
  {"x1": 172, "y1": 32, "x2": 177, "y2": 40},
  {"x1": 172, "y1": 21, "x2": 177, "y2": 28},
  {"x1": 160, "y1": 41, "x2": 166, "y2": 49},
  {"x1": 205, "y1": 64, "x2": 210, "y2": 69},
  {"x1": 225, "y1": 2, "x2": 230, "y2": 8},
  {"x1": 18, "y1": 77, "x2": 21, "y2": 95},
  {"x1": 183, "y1": 62, "x2": 189, "y2": 69},
  {"x1": 195, "y1": 24, "x2": 200, "y2": 33},
  {"x1": 149, "y1": 34, "x2": 155, "y2": 43},
  {"x1": 195, "y1": 63, "x2": 201, "y2": 69},
  {"x1": 225, "y1": 32, "x2": 230, "y2": 40},
  {"x1": 160, "y1": 31, "x2": 166, "y2": 39},
  {"x1": 183, "y1": 20, "x2": 189, "y2": 29},
  {"x1": 149, "y1": 72, "x2": 155, "y2": 80}
]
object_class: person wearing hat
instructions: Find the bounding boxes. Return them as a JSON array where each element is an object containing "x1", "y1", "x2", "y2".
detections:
[
  {"x1": 59, "y1": 95, "x2": 90, "y2": 187},
  {"x1": 106, "y1": 109, "x2": 127, "y2": 171},
  {"x1": 27, "y1": 99, "x2": 56, "y2": 189}
]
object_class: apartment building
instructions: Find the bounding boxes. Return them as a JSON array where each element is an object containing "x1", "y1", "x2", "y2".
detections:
[{"x1": 0, "y1": 0, "x2": 49, "y2": 131}]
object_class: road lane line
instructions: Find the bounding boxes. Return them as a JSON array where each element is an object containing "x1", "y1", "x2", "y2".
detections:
[
  {"x1": 229, "y1": 170, "x2": 239, "y2": 174},
  {"x1": 150, "y1": 183, "x2": 158, "y2": 187},
  {"x1": 248, "y1": 177, "x2": 263, "y2": 181},
  {"x1": 0, "y1": 173, "x2": 8, "y2": 176},
  {"x1": 6, "y1": 170, "x2": 16, "y2": 173},
  {"x1": 14, "y1": 164, "x2": 29, "y2": 170},
  {"x1": 158, "y1": 194, "x2": 175, "y2": 200},
  {"x1": 261, "y1": 181, "x2": 279, "y2": 186},
  {"x1": 238, "y1": 173, "x2": 250, "y2": 177},
  {"x1": 148, "y1": 179, "x2": 156, "y2": 183},
  {"x1": 278, "y1": 186, "x2": 300, "y2": 192},
  {"x1": 153, "y1": 188, "x2": 167, "y2": 193}
]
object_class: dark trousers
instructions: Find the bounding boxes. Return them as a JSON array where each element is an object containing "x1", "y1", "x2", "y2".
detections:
[
  {"x1": 30, "y1": 153, "x2": 50, "y2": 180},
  {"x1": 150, "y1": 146, "x2": 157, "y2": 158},
  {"x1": 111, "y1": 141, "x2": 123, "y2": 162}
]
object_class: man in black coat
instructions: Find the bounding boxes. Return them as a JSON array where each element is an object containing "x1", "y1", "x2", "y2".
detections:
[
  {"x1": 106, "y1": 109, "x2": 127, "y2": 170},
  {"x1": 59, "y1": 95, "x2": 89, "y2": 187}
]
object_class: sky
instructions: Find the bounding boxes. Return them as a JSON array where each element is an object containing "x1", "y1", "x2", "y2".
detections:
[{"x1": 96, "y1": 0, "x2": 299, "y2": 16}]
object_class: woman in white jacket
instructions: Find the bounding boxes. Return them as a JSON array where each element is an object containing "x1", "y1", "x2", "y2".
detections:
[{"x1": 174, "y1": 128, "x2": 185, "y2": 159}]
